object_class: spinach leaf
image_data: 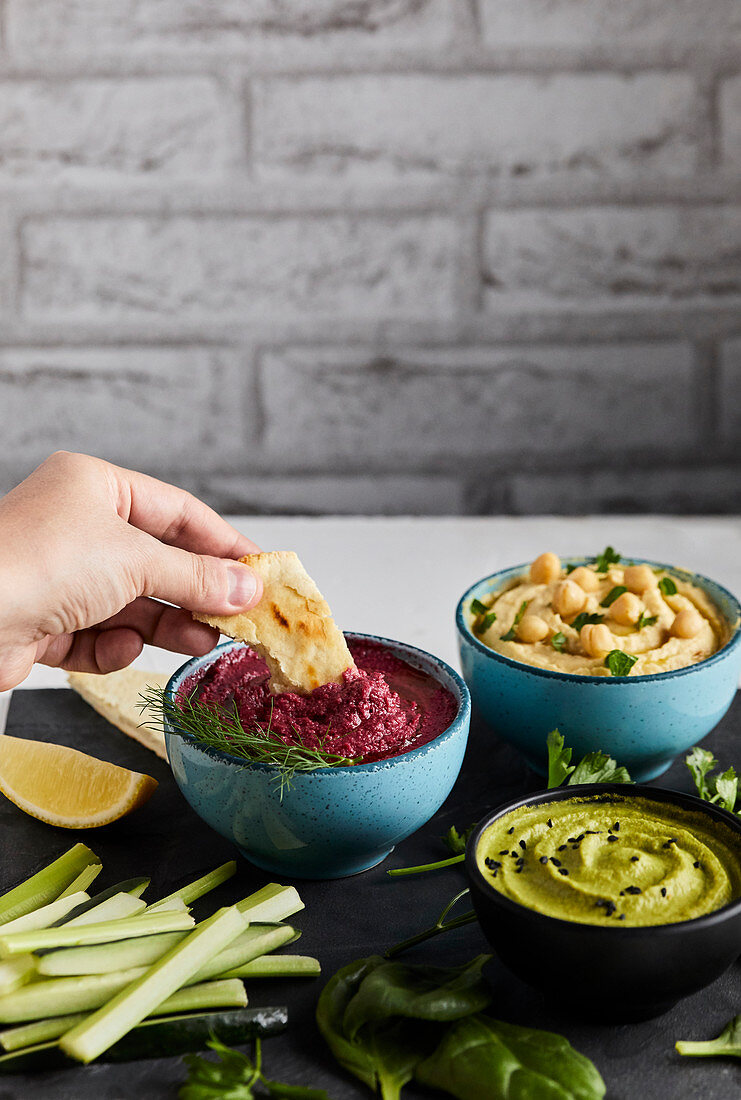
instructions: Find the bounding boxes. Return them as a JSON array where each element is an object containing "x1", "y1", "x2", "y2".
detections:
[
  {"x1": 686, "y1": 747, "x2": 739, "y2": 813},
  {"x1": 415, "y1": 1015, "x2": 606, "y2": 1100},
  {"x1": 315, "y1": 956, "x2": 388, "y2": 1093},
  {"x1": 568, "y1": 751, "x2": 631, "y2": 786},
  {"x1": 547, "y1": 729, "x2": 575, "y2": 788},
  {"x1": 342, "y1": 956, "x2": 491, "y2": 1040},
  {"x1": 677, "y1": 1014, "x2": 741, "y2": 1059}
]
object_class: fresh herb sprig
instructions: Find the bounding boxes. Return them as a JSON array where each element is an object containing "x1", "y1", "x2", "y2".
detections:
[
  {"x1": 677, "y1": 1015, "x2": 741, "y2": 1060},
  {"x1": 502, "y1": 600, "x2": 528, "y2": 641},
  {"x1": 180, "y1": 1035, "x2": 329, "y2": 1099},
  {"x1": 547, "y1": 729, "x2": 632, "y2": 788},
  {"x1": 636, "y1": 611, "x2": 658, "y2": 630},
  {"x1": 686, "y1": 747, "x2": 739, "y2": 814},
  {"x1": 604, "y1": 650, "x2": 638, "y2": 677},
  {"x1": 594, "y1": 546, "x2": 621, "y2": 573},
  {"x1": 570, "y1": 612, "x2": 604, "y2": 632},
  {"x1": 385, "y1": 890, "x2": 477, "y2": 958},
  {"x1": 138, "y1": 686, "x2": 359, "y2": 796}
]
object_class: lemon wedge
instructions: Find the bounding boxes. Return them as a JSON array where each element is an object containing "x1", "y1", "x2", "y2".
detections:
[{"x1": 0, "y1": 736, "x2": 158, "y2": 829}]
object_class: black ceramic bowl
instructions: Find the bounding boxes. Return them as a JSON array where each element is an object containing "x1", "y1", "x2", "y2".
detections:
[{"x1": 466, "y1": 784, "x2": 741, "y2": 1021}]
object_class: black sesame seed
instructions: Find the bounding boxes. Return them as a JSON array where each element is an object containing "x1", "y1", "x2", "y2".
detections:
[
  {"x1": 484, "y1": 858, "x2": 502, "y2": 870},
  {"x1": 558, "y1": 868, "x2": 569, "y2": 876},
  {"x1": 539, "y1": 856, "x2": 549, "y2": 864},
  {"x1": 607, "y1": 835, "x2": 619, "y2": 843},
  {"x1": 624, "y1": 885, "x2": 642, "y2": 895},
  {"x1": 575, "y1": 833, "x2": 585, "y2": 843},
  {"x1": 499, "y1": 849, "x2": 509, "y2": 856},
  {"x1": 567, "y1": 837, "x2": 576, "y2": 844},
  {"x1": 618, "y1": 914, "x2": 626, "y2": 921},
  {"x1": 519, "y1": 839, "x2": 527, "y2": 850},
  {"x1": 613, "y1": 821, "x2": 620, "y2": 831},
  {"x1": 619, "y1": 890, "x2": 625, "y2": 896},
  {"x1": 558, "y1": 844, "x2": 567, "y2": 851},
  {"x1": 630, "y1": 855, "x2": 640, "y2": 862},
  {"x1": 661, "y1": 887, "x2": 667, "y2": 897},
  {"x1": 507, "y1": 827, "x2": 514, "y2": 834},
  {"x1": 550, "y1": 857, "x2": 561, "y2": 867},
  {"x1": 515, "y1": 866, "x2": 523, "y2": 873},
  {"x1": 511, "y1": 851, "x2": 518, "y2": 858},
  {"x1": 547, "y1": 819, "x2": 553, "y2": 828},
  {"x1": 693, "y1": 861, "x2": 700, "y2": 869},
  {"x1": 516, "y1": 857, "x2": 524, "y2": 866}
]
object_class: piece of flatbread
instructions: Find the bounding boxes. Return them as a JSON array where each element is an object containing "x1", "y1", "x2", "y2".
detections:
[
  {"x1": 194, "y1": 551, "x2": 355, "y2": 695},
  {"x1": 67, "y1": 669, "x2": 169, "y2": 759}
]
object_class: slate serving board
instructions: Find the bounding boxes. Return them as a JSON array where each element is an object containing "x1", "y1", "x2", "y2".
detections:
[{"x1": 1, "y1": 688, "x2": 741, "y2": 1099}]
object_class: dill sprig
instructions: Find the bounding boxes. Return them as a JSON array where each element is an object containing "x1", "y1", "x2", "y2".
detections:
[{"x1": 138, "y1": 684, "x2": 360, "y2": 796}]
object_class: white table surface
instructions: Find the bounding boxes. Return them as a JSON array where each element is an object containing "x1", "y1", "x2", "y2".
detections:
[{"x1": 2, "y1": 514, "x2": 740, "y2": 734}]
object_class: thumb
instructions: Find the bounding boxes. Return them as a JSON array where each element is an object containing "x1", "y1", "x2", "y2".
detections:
[{"x1": 142, "y1": 544, "x2": 262, "y2": 615}]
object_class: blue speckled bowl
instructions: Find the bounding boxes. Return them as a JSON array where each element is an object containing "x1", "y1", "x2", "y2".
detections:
[
  {"x1": 456, "y1": 560, "x2": 741, "y2": 783},
  {"x1": 164, "y1": 633, "x2": 470, "y2": 880}
]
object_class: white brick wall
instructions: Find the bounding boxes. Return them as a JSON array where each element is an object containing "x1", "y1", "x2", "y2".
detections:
[{"x1": 0, "y1": 0, "x2": 737, "y2": 514}]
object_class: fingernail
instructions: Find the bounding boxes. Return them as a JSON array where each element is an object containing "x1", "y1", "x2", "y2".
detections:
[{"x1": 227, "y1": 564, "x2": 258, "y2": 609}]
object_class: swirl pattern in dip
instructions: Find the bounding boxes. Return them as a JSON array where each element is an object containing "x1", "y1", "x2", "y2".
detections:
[
  {"x1": 476, "y1": 794, "x2": 741, "y2": 927},
  {"x1": 469, "y1": 553, "x2": 730, "y2": 676}
]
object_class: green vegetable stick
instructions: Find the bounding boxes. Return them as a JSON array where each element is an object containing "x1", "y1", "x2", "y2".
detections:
[
  {"x1": 0, "y1": 957, "x2": 36, "y2": 998},
  {"x1": 145, "y1": 861, "x2": 236, "y2": 911},
  {"x1": 236, "y1": 883, "x2": 304, "y2": 923},
  {"x1": 0, "y1": 846, "x2": 100, "y2": 926},
  {"x1": 0, "y1": 968, "x2": 147, "y2": 1022},
  {"x1": 57, "y1": 865, "x2": 102, "y2": 900},
  {"x1": 64, "y1": 893, "x2": 146, "y2": 928},
  {"x1": 192, "y1": 925, "x2": 297, "y2": 983},
  {"x1": 0, "y1": 910, "x2": 194, "y2": 957},
  {"x1": 59, "y1": 905, "x2": 249, "y2": 1063},
  {"x1": 0, "y1": 980, "x2": 247, "y2": 1051},
  {"x1": 221, "y1": 955, "x2": 321, "y2": 979},
  {"x1": 0, "y1": 893, "x2": 89, "y2": 935}
]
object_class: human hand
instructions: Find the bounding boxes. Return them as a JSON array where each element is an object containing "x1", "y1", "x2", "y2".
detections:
[{"x1": 0, "y1": 452, "x2": 262, "y2": 690}]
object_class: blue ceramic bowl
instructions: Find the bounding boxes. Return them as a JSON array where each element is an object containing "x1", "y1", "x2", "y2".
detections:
[
  {"x1": 456, "y1": 560, "x2": 741, "y2": 783},
  {"x1": 164, "y1": 633, "x2": 470, "y2": 880}
]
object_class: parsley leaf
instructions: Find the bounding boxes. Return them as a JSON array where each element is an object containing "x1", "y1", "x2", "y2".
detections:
[
  {"x1": 473, "y1": 610, "x2": 497, "y2": 635},
  {"x1": 686, "y1": 747, "x2": 739, "y2": 814},
  {"x1": 569, "y1": 750, "x2": 632, "y2": 786},
  {"x1": 565, "y1": 563, "x2": 577, "y2": 574},
  {"x1": 570, "y1": 611, "x2": 605, "y2": 632},
  {"x1": 470, "y1": 598, "x2": 488, "y2": 617},
  {"x1": 600, "y1": 585, "x2": 627, "y2": 608},
  {"x1": 441, "y1": 823, "x2": 477, "y2": 855},
  {"x1": 658, "y1": 576, "x2": 678, "y2": 596},
  {"x1": 550, "y1": 631, "x2": 567, "y2": 652},
  {"x1": 604, "y1": 650, "x2": 638, "y2": 676},
  {"x1": 636, "y1": 611, "x2": 658, "y2": 630},
  {"x1": 594, "y1": 546, "x2": 621, "y2": 573},
  {"x1": 502, "y1": 600, "x2": 528, "y2": 641},
  {"x1": 546, "y1": 729, "x2": 575, "y2": 788}
]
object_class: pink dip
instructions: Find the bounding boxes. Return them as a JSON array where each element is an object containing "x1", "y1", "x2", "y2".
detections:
[{"x1": 182, "y1": 639, "x2": 457, "y2": 763}]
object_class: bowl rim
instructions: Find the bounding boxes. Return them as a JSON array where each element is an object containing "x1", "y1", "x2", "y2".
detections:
[
  {"x1": 163, "y1": 630, "x2": 471, "y2": 775},
  {"x1": 455, "y1": 557, "x2": 741, "y2": 684},
  {"x1": 465, "y1": 782, "x2": 741, "y2": 935}
]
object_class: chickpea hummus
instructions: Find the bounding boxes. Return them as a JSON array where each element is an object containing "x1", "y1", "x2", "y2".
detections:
[
  {"x1": 476, "y1": 794, "x2": 741, "y2": 927},
  {"x1": 469, "y1": 552, "x2": 730, "y2": 676}
]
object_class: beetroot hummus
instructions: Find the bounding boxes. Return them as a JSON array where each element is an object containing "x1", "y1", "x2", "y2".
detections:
[{"x1": 183, "y1": 639, "x2": 457, "y2": 763}]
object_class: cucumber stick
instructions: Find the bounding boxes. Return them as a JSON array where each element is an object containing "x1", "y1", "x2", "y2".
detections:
[
  {"x1": 39, "y1": 923, "x2": 294, "y2": 978},
  {"x1": 0, "y1": 1006, "x2": 287, "y2": 1072},
  {"x1": 60, "y1": 905, "x2": 249, "y2": 1063},
  {"x1": 146, "y1": 861, "x2": 236, "y2": 911},
  {"x1": 0, "y1": 910, "x2": 194, "y2": 957},
  {"x1": 0, "y1": 845, "x2": 100, "y2": 926},
  {"x1": 0, "y1": 956, "x2": 36, "y2": 997},
  {"x1": 236, "y1": 883, "x2": 304, "y2": 923},
  {"x1": 0, "y1": 892, "x2": 89, "y2": 935},
  {"x1": 0, "y1": 968, "x2": 147, "y2": 1022}
]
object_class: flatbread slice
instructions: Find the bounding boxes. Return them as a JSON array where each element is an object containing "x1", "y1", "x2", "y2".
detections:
[
  {"x1": 194, "y1": 551, "x2": 355, "y2": 694},
  {"x1": 67, "y1": 669, "x2": 169, "y2": 760}
]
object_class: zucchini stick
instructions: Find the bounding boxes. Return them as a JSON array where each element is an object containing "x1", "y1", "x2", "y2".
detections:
[
  {"x1": 0, "y1": 957, "x2": 36, "y2": 998},
  {"x1": 0, "y1": 979, "x2": 246, "y2": 1049},
  {"x1": 0, "y1": 893, "x2": 89, "y2": 935},
  {"x1": 0, "y1": 911, "x2": 194, "y2": 957},
  {"x1": 0, "y1": 845, "x2": 100, "y2": 926},
  {"x1": 146, "y1": 861, "x2": 236, "y2": 911},
  {"x1": 236, "y1": 883, "x2": 304, "y2": 923},
  {"x1": 59, "y1": 905, "x2": 249, "y2": 1063},
  {"x1": 221, "y1": 954, "x2": 321, "y2": 979},
  {"x1": 57, "y1": 865, "x2": 102, "y2": 900}
]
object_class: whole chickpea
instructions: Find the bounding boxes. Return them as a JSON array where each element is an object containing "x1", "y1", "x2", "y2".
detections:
[
  {"x1": 671, "y1": 608, "x2": 704, "y2": 639},
  {"x1": 580, "y1": 623, "x2": 618, "y2": 658},
  {"x1": 569, "y1": 566, "x2": 600, "y2": 593},
  {"x1": 552, "y1": 580, "x2": 586, "y2": 618},
  {"x1": 529, "y1": 552, "x2": 561, "y2": 585},
  {"x1": 517, "y1": 614, "x2": 549, "y2": 644},
  {"x1": 624, "y1": 564, "x2": 657, "y2": 594},
  {"x1": 609, "y1": 591, "x2": 643, "y2": 627}
]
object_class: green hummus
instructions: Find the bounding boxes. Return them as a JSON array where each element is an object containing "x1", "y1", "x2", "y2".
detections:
[{"x1": 476, "y1": 795, "x2": 741, "y2": 927}]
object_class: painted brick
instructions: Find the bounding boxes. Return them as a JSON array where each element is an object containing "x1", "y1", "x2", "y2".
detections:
[
  {"x1": 480, "y1": 0, "x2": 741, "y2": 47},
  {"x1": 719, "y1": 338, "x2": 741, "y2": 444},
  {"x1": 20, "y1": 216, "x2": 456, "y2": 321},
  {"x1": 0, "y1": 349, "x2": 220, "y2": 468},
  {"x1": 6, "y1": 0, "x2": 453, "y2": 59},
  {"x1": 720, "y1": 78, "x2": 741, "y2": 167},
  {"x1": 507, "y1": 466, "x2": 741, "y2": 515},
  {"x1": 260, "y1": 344, "x2": 695, "y2": 466},
  {"x1": 254, "y1": 73, "x2": 695, "y2": 179},
  {"x1": 202, "y1": 474, "x2": 465, "y2": 515},
  {"x1": 483, "y1": 207, "x2": 741, "y2": 306},
  {"x1": 0, "y1": 80, "x2": 231, "y2": 180}
]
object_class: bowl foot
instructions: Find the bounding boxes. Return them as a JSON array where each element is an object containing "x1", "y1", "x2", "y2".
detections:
[{"x1": 235, "y1": 845, "x2": 394, "y2": 880}]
